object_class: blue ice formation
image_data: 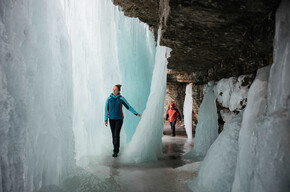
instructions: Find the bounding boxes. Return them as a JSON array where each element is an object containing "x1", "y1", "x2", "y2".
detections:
[
  {"x1": 115, "y1": 10, "x2": 156, "y2": 143},
  {"x1": 0, "y1": 0, "x2": 167, "y2": 191},
  {"x1": 121, "y1": 30, "x2": 171, "y2": 163},
  {"x1": 66, "y1": 0, "x2": 157, "y2": 162},
  {"x1": 184, "y1": 81, "x2": 218, "y2": 161}
]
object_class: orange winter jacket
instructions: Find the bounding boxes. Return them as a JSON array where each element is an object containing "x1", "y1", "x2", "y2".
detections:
[{"x1": 166, "y1": 108, "x2": 181, "y2": 122}]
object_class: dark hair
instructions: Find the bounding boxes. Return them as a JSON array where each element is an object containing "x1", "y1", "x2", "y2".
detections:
[{"x1": 115, "y1": 84, "x2": 122, "y2": 91}]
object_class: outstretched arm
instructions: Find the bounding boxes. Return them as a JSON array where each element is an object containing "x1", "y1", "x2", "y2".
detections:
[{"x1": 120, "y1": 96, "x2": 139, "y2": 116}]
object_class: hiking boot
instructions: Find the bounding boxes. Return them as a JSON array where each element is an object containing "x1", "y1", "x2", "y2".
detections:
[{"x1": 112, "y1": 153, "x2": 118, "y2": 158}]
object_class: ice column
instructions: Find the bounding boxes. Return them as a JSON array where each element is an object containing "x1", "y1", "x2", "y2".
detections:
[
  {"x1": 231, "y1": 66, "x2": 271, "y2": 192},
  {"x1": 189, "y1": 111, "x2": 243, "y2": 192},
  {"x1": 185, "y1": 81, "x2": 218, "y2": 161},
  {"x1": 184, "y1": 83, "x2": 193, "y2": 139},
  {"x1": 232, "y1": 1, "x2": 290, "y2": 191},
  {"x1": 121, "y1": 30, "x2": 171, "y2": 163}
]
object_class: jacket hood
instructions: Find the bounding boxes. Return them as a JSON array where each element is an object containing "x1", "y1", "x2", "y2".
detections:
[{"x1": 110, "y1": 93, "x2": 121, "y2": 99}]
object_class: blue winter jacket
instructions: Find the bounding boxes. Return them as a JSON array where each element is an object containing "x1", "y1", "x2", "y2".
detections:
[{"x1": 104, "y1": 93, "x2": 138, "y2": 121}]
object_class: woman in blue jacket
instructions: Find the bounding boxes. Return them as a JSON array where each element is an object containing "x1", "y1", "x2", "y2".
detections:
[{"x1": 105, "y1": 84, "x2": 141, "y2": 158}]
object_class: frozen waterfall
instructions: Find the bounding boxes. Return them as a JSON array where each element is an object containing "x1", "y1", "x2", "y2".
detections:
[
  {"x1": 0, "y1": 0, "x2": 167, "y2": 191},
  {"x1": 62, "y1": 0, "x2": 157, "y2": 163}
]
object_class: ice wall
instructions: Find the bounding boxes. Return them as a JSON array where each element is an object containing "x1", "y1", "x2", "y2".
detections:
[
  {"x1": 184, "y1": 83, "x2": 193, "y2": 139},
  {"x1": 121, "y1": 31, "x2": 171, "y2": 163},
  {"x1": 61, "y1": 0, "x2": 156, "y2": 162},
  {"x1": 0, "y1": 0, "x2": 159, "y2": 191},
  {"x1": 0, "y1": 0, "x2": 75, "y2": 191},
  {"x1": 184, "y1": 82, "x2": 218, "y2": 161},
  {"x1": 190, "y1": 111, "x2": 243, "y2": 192},
  {"x1": 232, "y1": 1, "x2": 290, "y2": 191},
  {"x1": 62, "y1": 0, "x2": 121, "y2": 162}
]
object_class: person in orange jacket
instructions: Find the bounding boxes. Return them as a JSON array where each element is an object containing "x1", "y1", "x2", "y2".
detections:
[{"x1": 165, "y1": 102, "x2": 182, "y2": 137}]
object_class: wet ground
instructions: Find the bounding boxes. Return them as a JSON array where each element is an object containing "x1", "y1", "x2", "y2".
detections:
[
  {"x1": 163, "y1": 121, "x2": 189, "y2": 136},
  {"x1": 39, "y1": 136, "x2": 199, "y2": 192}
]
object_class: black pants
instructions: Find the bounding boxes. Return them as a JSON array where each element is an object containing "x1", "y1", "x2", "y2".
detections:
[
  {"x1": 170, "y1": 120, "x2": 176, "y2": 136},
  {"x1": 109, "y1": 119, "x2": 123, "y2": 154}
]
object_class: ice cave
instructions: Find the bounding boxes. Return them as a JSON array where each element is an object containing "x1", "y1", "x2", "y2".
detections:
[{"x1": 0, "y1": 0, "x2": 289, "y2": 192}]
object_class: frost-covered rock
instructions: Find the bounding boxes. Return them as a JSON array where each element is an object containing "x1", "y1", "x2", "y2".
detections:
[
  {"x1": 220, "y1": 109, "x2": 236, "y2": 123},
  {"x1": 214, "y1": 75, "x2": 251, "y2": 112},
  {"x1": 184, "y1": 81, "x2": 218, "y2": 161},
  {"x1": 189, "y1": 111, "x2": 243, "y2": 192}
]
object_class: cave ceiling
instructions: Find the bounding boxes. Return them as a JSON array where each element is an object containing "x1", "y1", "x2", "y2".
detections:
[{"x1": 113, "y1": 0, "x2": 280, "y2": 82}]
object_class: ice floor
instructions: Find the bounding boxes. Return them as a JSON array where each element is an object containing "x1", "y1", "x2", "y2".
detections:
[{"x1": 52, "y1": 136, "x2": 198, "y2": 192}]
